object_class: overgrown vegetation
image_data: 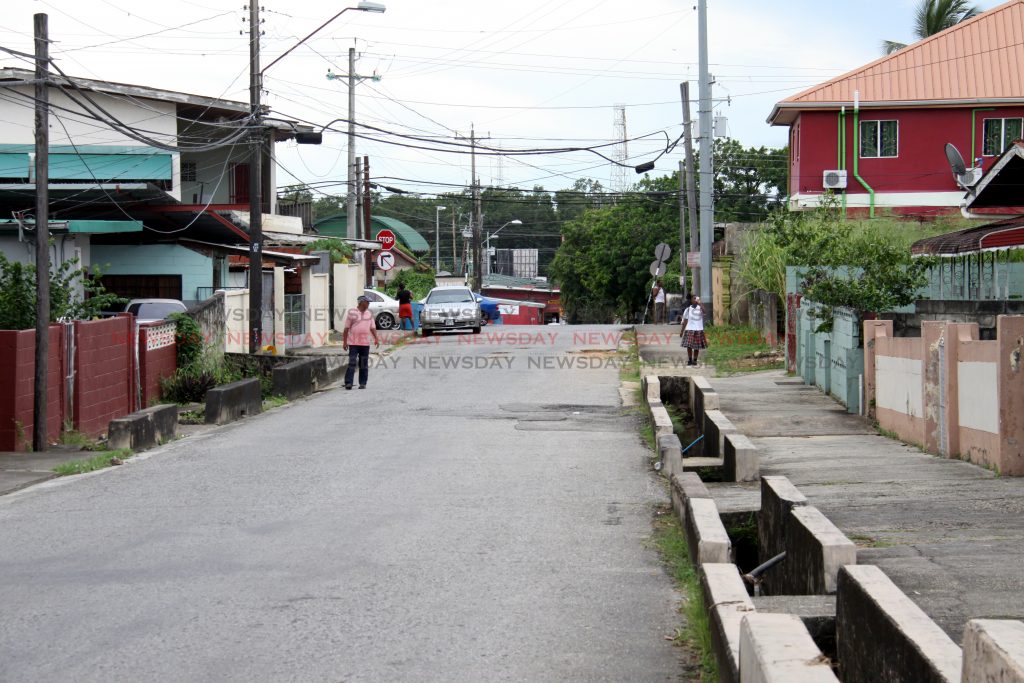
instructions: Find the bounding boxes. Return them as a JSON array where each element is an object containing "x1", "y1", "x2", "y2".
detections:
[
  {"x1": 383, "y1": 269, "x2": 436, "y2": 300},
  {"x1": 53, "y1": 448, "x2": 133, "y2": 476},
  {"x1": 737, "y1": 199, "x2": 940, "y2": 331},
  {"x1": 652, "y1": 510, "x2": 718, "y2": 680},
  {"x1": 302, "y1": 237, "x2": 354, "y2": 263},
  {"x1": 0, "y1": 253, "x2": 124, "y2": 330},
  {"x1": 162, "y1": 313, "x2": 271, "y2": 403},
  {"x1": 703, "y1": 325, "x2": 783, "y2": 374}
]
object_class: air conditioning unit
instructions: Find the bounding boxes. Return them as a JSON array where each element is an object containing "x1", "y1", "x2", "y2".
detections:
[
  {"x1": 822, "y1": 169, "x2": 848, "y2": 190},
  {"x1": 955, "y1": 167, "x2": 983, "y2": 189}
]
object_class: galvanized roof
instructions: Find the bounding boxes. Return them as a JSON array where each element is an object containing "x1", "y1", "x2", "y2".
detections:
[
  {"x1": 769, "y1": 0, "x2": 1024, "y2": 125},
  {"x1": 911, "y1": 216, "x2": 1024, "y2": 255}
]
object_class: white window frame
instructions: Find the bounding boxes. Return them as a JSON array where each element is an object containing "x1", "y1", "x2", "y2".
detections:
[
  {"x1": 982, "y1": 117, "x2": 1024, "y2": 156},
  {"x1": 859, "y1": 119, "x2": 899, "y2": 158}
]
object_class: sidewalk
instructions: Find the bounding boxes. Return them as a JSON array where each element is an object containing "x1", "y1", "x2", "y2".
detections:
[{"x1": 635, "y1": 328, "x2": 1024, "y2": 639}]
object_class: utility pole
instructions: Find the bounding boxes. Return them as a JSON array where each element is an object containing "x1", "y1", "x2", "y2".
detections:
[
  {"x1": 33, "y1": 12, "x2": 50, "y2": 452},
  {"x1": 451, "y1": 211, "x2": 457, "y2": 271},
  {"x1": 363, "y1": 156, "x2": 373, "y2": 287},
  {"x1": 680, "y1": 82, "x2": 699, "y2": 299},
  {"x1": 469, "y1": 125, "x2": 483, "y2": 292},
  {"x1": 347, "y1": 47, "x2": 357, "y2": 240},
  {"x1": 697, "y1": 0, "x2": 715, "y2": 323},
  {"x1": 247, "y1": 1, "x2": 264, "y2": 353}
]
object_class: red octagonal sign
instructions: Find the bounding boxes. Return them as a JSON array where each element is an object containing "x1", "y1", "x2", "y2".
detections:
[{"x1": 376, "y1": 229, "x2": 396, "y2": 251}]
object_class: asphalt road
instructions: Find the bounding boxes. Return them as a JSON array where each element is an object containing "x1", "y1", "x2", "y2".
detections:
[{"x1": 0, "y1": 325, "x2": 683, "y2": 682}]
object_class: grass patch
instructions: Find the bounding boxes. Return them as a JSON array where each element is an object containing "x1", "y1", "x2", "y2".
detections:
[
  {"x1": 651, "y1": 508, "x2": 718, "y2": 680},
  {"x1": 263, "y1": 395, "x2": 288, "y2": 409},
  {"x1": 703, "y1": 325, "x2": 783, "y2": 375},
  {"x1": 178, "y1": 409, "x2": 205, "y2": 425},
  {"x1": 58, "y1": 429, "x2": 104, "y2": 451},
  {"x1": 53, "y1": 448, "x2": 133, "y2": 476},
  {"x1": 848, "y1": 533, "x2": 895, "y2": 549}
]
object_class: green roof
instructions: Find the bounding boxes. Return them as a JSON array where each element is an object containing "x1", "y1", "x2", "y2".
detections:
[{"x1": 313, "y1": 214, "x2": 430, "y2": 253}]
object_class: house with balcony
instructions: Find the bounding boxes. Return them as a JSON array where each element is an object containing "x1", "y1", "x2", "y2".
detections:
[{"x1": 767, "y1": 0, "x2": 1024, "y2": 218}]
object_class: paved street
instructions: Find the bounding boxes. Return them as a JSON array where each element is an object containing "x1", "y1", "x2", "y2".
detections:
[{"x1": 0, "y1": 325, "x2": 683, "y2": 682}]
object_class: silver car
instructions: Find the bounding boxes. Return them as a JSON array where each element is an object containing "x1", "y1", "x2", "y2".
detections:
[
  {"x1": 419, "y1": 286, "x2": 482, "y2": 336},
  {"x1": 362, "y1": 288, "x2": 401, "y2": 330}
]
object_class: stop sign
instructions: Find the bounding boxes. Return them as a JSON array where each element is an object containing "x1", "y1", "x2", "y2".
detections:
[{"x1": 376, "y1": 229, "x2": 396, "y2": 251}]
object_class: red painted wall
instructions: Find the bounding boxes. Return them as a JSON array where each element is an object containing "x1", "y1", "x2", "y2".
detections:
[
  {"x1": 792, "y1": 106, "x2": 1024, "y2": 207},
  {"x1": 73, "y1": 316, "x2": 135, "y2": 438},
  {"x1": 138, "y1": 323, "x2": 177, "y2": 408},
  {"x1": 0, "y1": 326, "x2": 65, "y2": 451}
]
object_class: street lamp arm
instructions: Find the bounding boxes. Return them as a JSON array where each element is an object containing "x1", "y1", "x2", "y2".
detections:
[{"x1": 261, "y1": 3, "x2": 385, "y2": 76}]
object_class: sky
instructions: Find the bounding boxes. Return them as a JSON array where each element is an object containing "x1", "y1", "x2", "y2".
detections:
[{"x1": 0, "y1": 0, "x2": 1006, "y2": 201}]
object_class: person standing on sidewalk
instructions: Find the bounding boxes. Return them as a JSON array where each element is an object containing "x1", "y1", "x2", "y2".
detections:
[
  {"x1": 651, "y1": 279, "x2": 666, "y2": 324},
  {"x1": 679, "y1": 295, "x2": 708, "y2": 366},
  {"x1": 343, "y1": 295, "x2": 380, "y2": 389},
  {"x1": 396, "y1": 283, "x2": 414, "y2": 331}
]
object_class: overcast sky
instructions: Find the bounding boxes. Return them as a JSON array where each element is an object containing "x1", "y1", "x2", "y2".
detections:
[{"x1": 0, "y1": 0, "x2": 1004, "y2": 199}]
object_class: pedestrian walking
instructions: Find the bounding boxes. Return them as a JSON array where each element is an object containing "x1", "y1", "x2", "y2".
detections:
[
  {"x1": 652, "y1": 279, "x2": 666, "y2": 324},
  {"x1": 396, "y1": 283, "x2": 414, "y2": 331},
  {"x1": 343, "y1": 295, "x2": 380, "y2": 389},
  {"x1": 679, "y1": 295, "x2": 708, "y2": 366}
]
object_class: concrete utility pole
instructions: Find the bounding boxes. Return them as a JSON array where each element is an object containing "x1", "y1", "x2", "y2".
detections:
[
  {"x1": 247, "y1": 1, "x2": 264, "y2": 353},
  {"x1": 347, "y1": 47, "x2": 357, "y2": 240},
  {"x1": 33, "y1": 12, "x2": 50, "y2": 452},
  {"x1": 697, "y1": 0, "x2": 715, "y2": 322},
  {"x1": 680, "y1": 82, "x2": 699, "y2": 299}
]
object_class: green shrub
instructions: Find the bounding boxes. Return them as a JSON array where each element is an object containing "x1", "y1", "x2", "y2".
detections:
[
  {"x1": 170, "y1": 313, "x2": 204, "y2": 367},
  {"x1": 160, "y1": 353, "x2": 231, "y2": 404}
]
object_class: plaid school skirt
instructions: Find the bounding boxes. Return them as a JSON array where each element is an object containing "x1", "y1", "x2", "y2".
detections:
[{"x1": 681, "y1": 329, "x2": 708, "y2": 349}]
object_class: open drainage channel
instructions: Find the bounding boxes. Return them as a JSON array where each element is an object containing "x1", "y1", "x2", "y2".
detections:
[{"x1": 662, "y1": 387, "x2": 840, "y2": 665}]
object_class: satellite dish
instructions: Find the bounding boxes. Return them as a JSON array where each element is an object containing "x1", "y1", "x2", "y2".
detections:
[
  {"x1": 945, "y1": 143, "x2": 967, "y2": 176},
  {"x1": 944, "y1": 142, "x2": 982, "y2": 192}
]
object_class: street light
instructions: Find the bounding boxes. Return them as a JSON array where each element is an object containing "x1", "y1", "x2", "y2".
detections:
[
  {"x1": 247, "y1": 1, "x2": 386, "y2": 353},
  {"x1": 484, "y1": 219, "x2": 522, "y2": 277},
  {"x1": 434, "y1": 205, "x2": 447, "y2": 272}
]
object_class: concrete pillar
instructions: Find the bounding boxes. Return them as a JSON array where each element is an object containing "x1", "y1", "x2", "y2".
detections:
[
  {"x1": 862, "y1": 320, "x2": 893, "y2": 420},
  {"x1": 997, "y1": 315, "x2": 1024, "y2": 476}
]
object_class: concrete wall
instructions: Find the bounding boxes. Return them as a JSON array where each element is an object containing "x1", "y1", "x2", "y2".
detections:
[
  {"x1": 0, "y1": 326, "x2": 64, "y2": 450},
  {"x1": 223, "y1": 289, "x2": 249, "y2": 354},
  {"x1": 795, "y1": 300, "x2": 863, "y2": 414},
  {"x1": 138, "y1": 322, "x2": 177, "y2": 408},
  {"x1": 333, "y1": 263, "x2": 365, "y2": 332},
  {"x1": 73, "y1": 316, "x2": 136, "y2": 437},
  {"x1": 865, "y1": 316, "x2": 1024, "y2": 475},
  {"x1": 300, "y1": 269, "x2": 330, "y2": 349}
]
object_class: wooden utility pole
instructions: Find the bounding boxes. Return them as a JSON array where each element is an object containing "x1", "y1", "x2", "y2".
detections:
[
  {"x1": 247, "y1": 0, "x2": 264, "y2": 353},
  {"x1": 681, "y1": 82, "x2": 700, "y2": 298},
  {"x1": 363, "y1": 156, "x2": 373, "y2": 287},
  {"x1": 470, "y1": 125, "x2": 483, "y2": 292},
  {"x1": 33, "y1": 13, "x2": 50, "y2": 452}
]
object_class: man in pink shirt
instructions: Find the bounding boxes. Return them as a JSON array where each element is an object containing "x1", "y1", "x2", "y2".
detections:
[{"x1": 343, "y1": 295, "x2": 380, "y2": 389}]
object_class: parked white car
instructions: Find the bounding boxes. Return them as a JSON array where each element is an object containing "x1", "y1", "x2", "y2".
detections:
[
  {"x1": 419, "y1": 285, "x2": 482, "y2": 336},
  {"x1": 124, "y1": 298, "x2": 187, "y2": 323},
  {"x1": 362, "y1": 289, "x2": 401, "y2": 330}
]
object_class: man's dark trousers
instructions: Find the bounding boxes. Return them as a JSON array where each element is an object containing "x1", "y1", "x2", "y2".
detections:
[{"x1": 345, "y1": 345, "x2": 370, "y2": 387}]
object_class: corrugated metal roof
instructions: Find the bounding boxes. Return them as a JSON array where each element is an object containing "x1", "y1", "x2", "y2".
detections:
[
  {"x1": 769, "y1": 0, "x2": 1024, "y2": 124},
  {"x1": 911, "y1": 216, "x2": 1024, "y2": 255}
]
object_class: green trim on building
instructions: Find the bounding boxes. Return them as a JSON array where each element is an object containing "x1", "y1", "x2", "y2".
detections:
[{"x1": 0, "y1": 219, "x2": 142, "y2": 233}]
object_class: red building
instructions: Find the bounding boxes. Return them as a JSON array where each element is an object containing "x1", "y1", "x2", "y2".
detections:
[{"x1": 768, "y1": 0, "x2": 1024, "y2": 218}]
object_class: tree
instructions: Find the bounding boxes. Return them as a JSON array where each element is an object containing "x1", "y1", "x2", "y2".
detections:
[
  {"x1": 0, "y1": 254, "x2": 124, "y2": 330},
  {"x1": 711, "y1": 139, "x2": 788, "y2": 223},
  {"x1": 883, "y1": 0, "x2": 980, "y2": 54},
  {"x1": 549, "y1": 175, "x2": 679, "y2": 322}
]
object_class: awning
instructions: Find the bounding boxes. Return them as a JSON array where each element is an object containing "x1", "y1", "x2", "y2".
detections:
[{"x1": 180, "y1": 238, "x2": 320, "y2": 265}]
